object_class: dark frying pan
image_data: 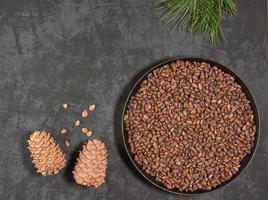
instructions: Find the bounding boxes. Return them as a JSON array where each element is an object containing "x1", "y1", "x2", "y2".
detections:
[{"x1": 121, "y1": 57, "x2": 260, "y2": 195}]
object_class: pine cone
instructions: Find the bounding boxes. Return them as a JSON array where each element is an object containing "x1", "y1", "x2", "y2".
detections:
[
  {"x1": 73, "y1": 139, "x2": 108, "y2": 188},
  {"x1": 28, "y1": 130, "x2": 66, "y2": 176}
]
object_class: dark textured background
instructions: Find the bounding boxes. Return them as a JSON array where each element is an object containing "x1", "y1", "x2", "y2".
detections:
[{"x1": 0, "y1": 0, "x2": 267, "y2": 200}]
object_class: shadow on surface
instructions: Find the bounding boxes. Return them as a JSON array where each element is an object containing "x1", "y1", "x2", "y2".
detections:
[{"x1": 63, "y1": 141, "x2": 84, "y2": 184}]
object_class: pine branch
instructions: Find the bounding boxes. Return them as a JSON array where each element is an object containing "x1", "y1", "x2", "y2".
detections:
[{"x1": 155, "y1": 0, "x2": 237, "y2": 45}]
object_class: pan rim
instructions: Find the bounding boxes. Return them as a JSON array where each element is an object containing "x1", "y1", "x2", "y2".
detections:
[{"x1": 121, "y1": 57, "x2": 260, "y2": 195}]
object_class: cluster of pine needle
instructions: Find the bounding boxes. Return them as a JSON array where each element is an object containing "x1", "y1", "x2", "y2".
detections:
[{"x1": 156, "y1": 0, "x2": 237, "y2": 45}]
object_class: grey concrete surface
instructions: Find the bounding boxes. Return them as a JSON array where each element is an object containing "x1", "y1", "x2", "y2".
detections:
[{"x1": 0, "y1": 0, "x2": 267, "y2": 199}]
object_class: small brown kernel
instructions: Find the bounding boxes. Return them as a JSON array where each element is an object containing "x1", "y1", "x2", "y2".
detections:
[
  {"x1": 74, "y1": 120, "x2": 80, "y2": 127},
  {"x1": 82, "y1": 110, "x2": 89, "y2": 118},
  {"x1": 89, "y1": 104, "x2": 96, "y2": 111},
  {"x1": 81, "y1": 128, "x2": 93, "y2": 137},
  {"x1": 86, "y1": 130, "x2": 92, "y2": 137},
  {"x1": 81, "y1": 128, "x2": 89, "y2": 134},
  {"x1": 60, "y1": 128, "x2": 68, "y2": 134},
  {"x1": 62, "y1": 103, "x2": 68, "y2": 109},
  {"x1": 65, "y1": 140, "x2": 70, "y2": 147}
]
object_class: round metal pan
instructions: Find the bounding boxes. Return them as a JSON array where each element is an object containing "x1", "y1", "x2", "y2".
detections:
[{"x1": 121, "y1": 57, "x2": 260, "y2": 195}]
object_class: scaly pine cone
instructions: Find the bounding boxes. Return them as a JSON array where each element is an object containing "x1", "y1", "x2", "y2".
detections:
[
  {"x1": 73, "y1": 139, "x2": 108, "y2": 188},
  {"x1": 28, "y1": 130, "x2": 66, "y2": 176}
]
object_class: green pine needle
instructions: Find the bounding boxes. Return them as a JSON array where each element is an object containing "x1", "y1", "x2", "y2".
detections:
[{"x1": 156, "y1": 0, "x2": 237, "y2": 45}]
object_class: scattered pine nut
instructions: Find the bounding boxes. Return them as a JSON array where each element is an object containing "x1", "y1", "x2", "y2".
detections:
[
  {"x1": 62, "y1": 103, "x2": 68, "y2": 109},
  {"x1": 60, "y1": 128, "x2": 68, "y2": 134},
  {"x1": 86, "y1": 130, "x2": 92, "y2": 137},
  {"x1": 74, "y1": 120, "x2": 80, "y2": 127},
  {"x1": 81, "y1": 128, "x2": 89, "y2": 134},
  {"x1": 65, "y1": 140, "x2": 70, "y2": 147},
  {"x1": 81, "y1": 128, "x2": 92, "y2": 136},
  {"x1": 89, "y1": 104, "x2": 96, "y2": 111},
  {"x1": 81, "y1": 110, "x2": 89, "y2": 118}
]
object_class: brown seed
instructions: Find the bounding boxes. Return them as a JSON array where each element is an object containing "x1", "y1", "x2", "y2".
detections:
[
  {"x1": 65, "y1": 140, "x2": 70, "y2": 147},
  {"x1": 74, "y1": 120, "x2": 80, "y2": 127},
  {"x1": 60, "y1": 128, "x2": 68, "y2": 134},
  {"x1": 81, "y1": 128, "x2": 88, "y2": 134},
  {"x1": 86, "y1": 130, "x2": 93, "y2": 137},
  {"x1": 89, "y1": 104, "x2": 96, "y2": 111},
  {"x1": 62, "y1": 103, "x2": 68, "y2": 109},
  {"x1": 81, "y1": 110, "x2": 89, "y2": 118},
  {"x1": 81, "y1": 128, "x2": 92, "y2": 136}
]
